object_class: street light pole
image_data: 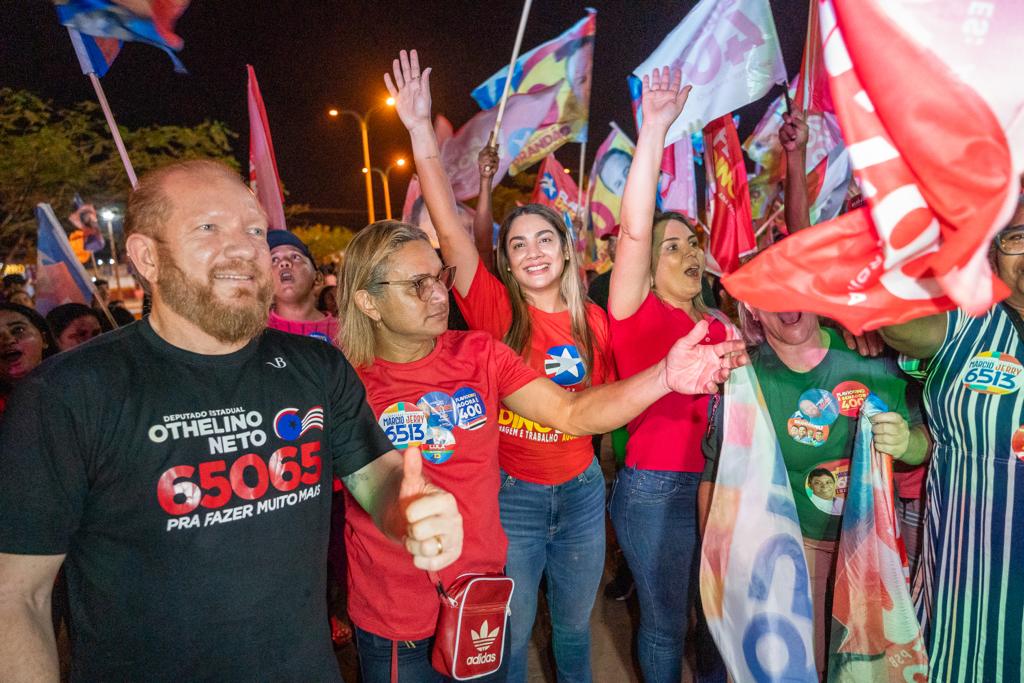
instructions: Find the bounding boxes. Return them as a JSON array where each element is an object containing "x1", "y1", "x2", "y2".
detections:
[
  {"x1": 366, "y1": 158, "x2": 407, "y2": 220},
  {"x1": 328, "y1": 99, "x2": 394, "y2": 225}
]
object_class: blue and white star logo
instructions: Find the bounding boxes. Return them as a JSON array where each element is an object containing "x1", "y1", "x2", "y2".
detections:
[{"x1": 544, "y1": 345, "x2": 585, "y2": 386}]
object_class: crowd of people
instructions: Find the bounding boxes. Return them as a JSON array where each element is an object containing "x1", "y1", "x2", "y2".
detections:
[{"x1": 0, "y1": 52, "x2": 1021, "y2": 683}]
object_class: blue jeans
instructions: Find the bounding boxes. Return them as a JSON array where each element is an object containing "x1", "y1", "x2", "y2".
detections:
[
  {"x1": 609, "y1": 467, "x2": 723, "y2": 683},
  {"x1": 355, "y1": 625, "x2": 510, "y2": 682},
  {"x1": 499, "y1": 457, "x2": 605, "y2": 683}
]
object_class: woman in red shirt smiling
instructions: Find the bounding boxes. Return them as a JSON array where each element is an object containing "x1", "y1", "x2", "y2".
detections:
[{"x1": 388, "y1": 49, "x2": 616, "y2": 682}]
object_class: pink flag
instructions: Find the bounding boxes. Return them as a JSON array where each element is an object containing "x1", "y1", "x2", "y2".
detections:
[
  {"x1": 658, "y1": 141, "x2": 697, "y2": 220},
  {"x1": 440, "y1": 85, "x2": 559, "y2": 201},
  {"x1": 247, "y1": 64, "x2": 286, "y2": 230}
]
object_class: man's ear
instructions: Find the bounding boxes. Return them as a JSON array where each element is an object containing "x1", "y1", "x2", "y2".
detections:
[
  {"x1": 353, "y1": 289, "x2": 382, "y2": 323},
  {"x1": 125, "y1": 233, "x2": 159, "y2": 285}
]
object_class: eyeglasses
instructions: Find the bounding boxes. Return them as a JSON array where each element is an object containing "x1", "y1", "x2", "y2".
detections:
[
  {"x1": 996, "y1": 225, "x2": 1024, "y2": 255},
  {"x1": 374, "y1": 265, "x2": 457, "y2": 301}
]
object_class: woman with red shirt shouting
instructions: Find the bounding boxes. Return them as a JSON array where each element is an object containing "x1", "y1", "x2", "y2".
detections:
[{"x1": 607, "y1": 67, "x2": 731, "y2": 683}]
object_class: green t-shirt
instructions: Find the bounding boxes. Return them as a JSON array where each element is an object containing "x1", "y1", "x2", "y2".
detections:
[{"x1": 704, "y1": 328, "x2": 911, "y2": 541}]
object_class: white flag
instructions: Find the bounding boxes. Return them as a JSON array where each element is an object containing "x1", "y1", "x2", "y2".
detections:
[{"x1": 632, "y1": 0, "x2": 786, "y2": 146}]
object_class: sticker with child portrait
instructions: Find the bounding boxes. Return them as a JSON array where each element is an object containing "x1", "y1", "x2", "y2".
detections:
[{"x1": 804, "y1": 460, "x2": 850, "y2": 516}]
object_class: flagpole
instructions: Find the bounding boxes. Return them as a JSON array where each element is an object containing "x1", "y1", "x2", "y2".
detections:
[
  {"x1": 576, "y1": 141, "x2": 587, "y2": 219},
  {"x1": 492, "y1": 0, "x2": 534, "y2": 141},
  {"x1": 87, "y1": 72, "x2": 138, "y2": 188}
]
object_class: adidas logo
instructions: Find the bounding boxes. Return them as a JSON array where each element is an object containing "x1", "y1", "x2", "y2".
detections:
[{"x1": 471, "y1": 620, "x2": 500, "y2": 652}]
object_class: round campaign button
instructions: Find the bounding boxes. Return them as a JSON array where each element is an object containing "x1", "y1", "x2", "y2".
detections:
[
  {"x1": 803, "y1": 459, "x2": 850, "y2": 516},
  {"x1": 417, "y1": 391, "x2": 458, "y2": 430},
  {"x1": 832, "y1": 381, "x2": 870, "y2": 418},
  {"x1": 453, "y1": 387, "x2": 488, "y2": 430},
  {"x1": 377, "y1": 402, "x2": 427, "y2": 450},
  {"x1": 422, "y1": 426, "x2": 456, "y2": 464},
  {"x1": 796, "y1": 389, "x2": 840, "y2": 426},
  {"x1": 788, "y1": 414, "x2": 830, "y2": 448},
  {"x1": 962, "y1": 351, "x2": 1023, "y2": 396}
]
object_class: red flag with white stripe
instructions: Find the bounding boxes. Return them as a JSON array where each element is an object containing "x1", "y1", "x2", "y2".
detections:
[{"x1": 723, "y1": 0, "x2": 1021, "y2": 332}]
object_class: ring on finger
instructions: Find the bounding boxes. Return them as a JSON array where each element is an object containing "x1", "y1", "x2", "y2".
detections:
[{"x1": 433, "y1": 534, "x2": 443, "y2": 556}]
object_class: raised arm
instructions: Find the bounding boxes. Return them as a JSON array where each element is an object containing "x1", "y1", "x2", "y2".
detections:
[
  {"x1": 503, "y1": 320, "x2": 747, "y2": 435},
  {"x1": 386, "y1": 49, "x2": 479, "y2": 296},
  {"x1": 0, "y1": 552, "x2": 64, "y2": 680},
  {"x1": 474, "y1": 143, "x2": 499, "y2": 274},
  {"x1": 609, "y1": 66, "x2": 691, "y2": 321},
  {"x1": 780, "y1": 109, "x2": 810, "y2": 233}
]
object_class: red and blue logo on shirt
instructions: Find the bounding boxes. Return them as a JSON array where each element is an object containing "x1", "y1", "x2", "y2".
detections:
[
  {"x1": 544, "y1": 345, "x2": 585, "y2": 387},
  {"x1": 274, "y1": 406, "x2": 324, "y2": 441}
]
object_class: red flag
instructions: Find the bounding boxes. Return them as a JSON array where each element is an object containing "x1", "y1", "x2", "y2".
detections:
[
  {"x1": 703, "y1": 115, "x2": 755, "y2": 276},
  {"x1": 247, "y1": 65, "x2": 286, "y2": 230},
  {"x1": 530, "y1": 156, "x2": 580, "y2": 229},
  {"x1": 724, "y1": 0, "x2": 1019, "y2": 331},
  {"x1": 793, "y1": 0, "x2": 832, "y2": 114}
]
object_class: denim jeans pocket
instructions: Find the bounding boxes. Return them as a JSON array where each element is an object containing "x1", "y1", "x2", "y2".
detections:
[
  {"x1": 578, "y1": 456, "x2": 603, "y2": 485},
  {"x1": 627, "y1": 468, "x2": 687, "y2": 503},
  {"x1": 499, "y1": 469, "x2": 516, "y2": 492}
]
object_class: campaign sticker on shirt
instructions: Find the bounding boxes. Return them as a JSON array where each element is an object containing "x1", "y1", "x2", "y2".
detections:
[
  {"x1": 803, "y1": 459, "x2": 850, "y2": 516},
  {"x1": 1012, "y1": 424, "x2": 1024, "y2": 462},
  {"x1": 796, "y1": 389, "x2": 840, "y2": 426},
  {"x1": 961, "y1": 351, "x2": 1024, "y2": 396},
  {"x1": 377, "y1": 402, "x2": 427, "y2": 450},
  {"x1": 453, "y1": 387, "x2": 487, "y2": 430},
  {"x1": 422, "y1": 425, "x2": 456, "y2": 464},
  {"x1": 787, "y1": 415, "x2": 830, "y2": 448},
  {"x1": 544, "y1": 345, "x2": 585, "y2": 386},
  {"x1": 307, "y1": 331, "x2": 332, "y2": 344},
  {"x1": 417, "y1": 391, "x2": 457, "y2": 430},
  {"x1": 832, "y1": 381, "x2": 870, "y2": 418}
]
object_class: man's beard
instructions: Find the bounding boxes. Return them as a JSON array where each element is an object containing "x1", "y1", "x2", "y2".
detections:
[{"x1": 155, "y1": 245, "x2": 273, "y2": 344}]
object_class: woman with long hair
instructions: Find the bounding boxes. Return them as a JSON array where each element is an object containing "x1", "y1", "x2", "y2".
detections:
[
  {"x1": 335, "y1": 218, "x2": 745, "y2": 681},
  {"x1": 388, "y1": 50, "x2": 614, "y2": 681},
  {"x1": 606, "y1": 67, "x2": 730, "y2": 682},
  {"x1": 0, "y1": 302, "x2": 57, "y2": 416}
]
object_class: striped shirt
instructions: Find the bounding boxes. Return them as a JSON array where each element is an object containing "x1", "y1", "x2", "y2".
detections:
[{"x1": 902, "y1": 303, "x2": 1024, "y2": 682}]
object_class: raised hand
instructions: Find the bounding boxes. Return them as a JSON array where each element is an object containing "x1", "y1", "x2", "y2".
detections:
[
  {"x1": 661, "y1": 320, "x2": 750, "y2": 394},
  {"x1": 780, "y1": 110, "x2": 809, "y2": 153},
  {"x1": 640, "y1": 66, "x2": 692, "y2": 131},
  {"x1": 398, "y1": 446, "x2": 464, "y2": 570},
  {"x1": 478, "y1": 142, "x2": 500, "y2": 180},
  {"x1": 384, "y1": 49, "x2": 433, "y2": 132}
]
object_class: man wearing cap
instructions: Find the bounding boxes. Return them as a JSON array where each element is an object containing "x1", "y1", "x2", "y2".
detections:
[{"x1": 267, "y1": 230, "x2": 340, "y2": 344}]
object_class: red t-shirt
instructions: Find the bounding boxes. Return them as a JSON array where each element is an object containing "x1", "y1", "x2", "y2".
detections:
[
  {"x1": 267, "y1": 310, "x2": 340, "y2": 346},
  {"x1": 609, "y1": 292, "x2": 726, "y2": 472},
  {"x1": 454, "y1": 262, "x2": 615, "y2": 484},
  {"x1": 346, "y1": 330, "x2": 538, "y2": 640}
]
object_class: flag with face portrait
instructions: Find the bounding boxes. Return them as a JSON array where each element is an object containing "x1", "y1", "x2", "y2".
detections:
[
  {"x1": 473, "y1": 10, "x2": 596, "y2": 174},
  {"x1": 442, "y1": 85, "x2": 560, "y2": 201},
  {"x1": 723, "y1": 0, "x2": 1023, "y2": 333},
  {"x1": 587, "y1": 123, "x2": 635, "y2": 240},
  {"x1": 35, "y1": 203, "x2": 102, "y2": 315},
  {"x1": 827, "y1": 394, "x2": 928, "y2": 682}
]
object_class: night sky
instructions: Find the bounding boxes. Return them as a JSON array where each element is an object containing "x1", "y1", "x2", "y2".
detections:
[{"x1": 2, "y1": 1, "x2": 807, "y2": 226}]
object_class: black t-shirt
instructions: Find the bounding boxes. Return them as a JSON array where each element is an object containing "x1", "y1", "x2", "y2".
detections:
[{"x1": 0, "y1": 320, "x2": 393, "y2": 682}]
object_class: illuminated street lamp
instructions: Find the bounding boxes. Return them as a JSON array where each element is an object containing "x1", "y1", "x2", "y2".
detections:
[
  {"x1": 99, "y1": 206, "x2": 123, "y2": 291},
  {"x1": 364, "y1": 158, "x2": 408, "y2": 220},
  {"x1": 326, "y1": 98, "x2": 394, "y2": 223}
]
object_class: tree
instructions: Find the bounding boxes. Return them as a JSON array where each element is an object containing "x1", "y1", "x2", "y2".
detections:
[
  {"x1": 289, "y1": 223, "x2": 356, "y2": 264},
  {"x1": 0, "y1": 88, "x2": 238, "y2": 258}
]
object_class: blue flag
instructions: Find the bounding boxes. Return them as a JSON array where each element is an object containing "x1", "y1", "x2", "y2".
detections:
[
  {"x1": 55, "y1": 0, "x2": 189, "y2": 73},
  {"x1": 35, "y1": 203, "x2": 99, "y2": 315}
]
